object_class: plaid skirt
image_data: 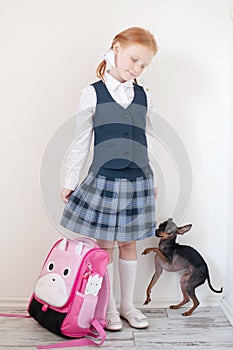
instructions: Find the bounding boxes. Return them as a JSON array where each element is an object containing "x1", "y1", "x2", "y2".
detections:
[{"x1": 60, "y1": 172, "x2": 156, "y2": 242}]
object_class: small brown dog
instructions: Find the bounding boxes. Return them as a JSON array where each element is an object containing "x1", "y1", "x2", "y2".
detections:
[{"x1": 142, "y1": 218, "x2": 223, "y2": 316}]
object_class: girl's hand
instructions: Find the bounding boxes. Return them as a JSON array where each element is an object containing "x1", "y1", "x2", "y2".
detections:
[
  {"x1": 154, "y1": 187, "x2": 158, "y2": 199},
  {"x1": 61, "y1": 188, "x2": 73, "y2": 203}
]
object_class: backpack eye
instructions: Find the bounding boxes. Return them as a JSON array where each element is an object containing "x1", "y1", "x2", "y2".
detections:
[
  {"x1": 63, "y1": 267, "x2": 71, "y2": 277},
  {"x1": 47, "y1": 262, "x2": 55, "y2": 272}
]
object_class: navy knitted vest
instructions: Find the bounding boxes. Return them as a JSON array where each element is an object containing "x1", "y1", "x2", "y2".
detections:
[{"x1": 89, "y1": 80, "x2": 151, "y2": 178}]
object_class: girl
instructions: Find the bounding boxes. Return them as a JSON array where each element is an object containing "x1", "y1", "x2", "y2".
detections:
[{"x1": 60, "y1": 27, "x2": 158, "y2": 331}]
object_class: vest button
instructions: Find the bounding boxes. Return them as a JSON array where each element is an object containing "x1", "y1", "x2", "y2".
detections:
[
  {"x1": 122, "y1": 113, "x2": 129, "y2": 119},
  {"x1": 123, "y1": 132, "x2": 130, "y2": 138}
]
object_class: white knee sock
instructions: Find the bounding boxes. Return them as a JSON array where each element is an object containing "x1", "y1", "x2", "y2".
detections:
[
  {"x1": 118, "y1": 258, "x2": 137, "y2": 315},
  {"x1": 107, "y1": 262, "x2": 118, "y2": 313}
]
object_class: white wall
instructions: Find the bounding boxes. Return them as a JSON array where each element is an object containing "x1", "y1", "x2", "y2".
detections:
[
  {"x1": 222, "y1": 0, "x2": 233, "y2": 323},
  {"x1": 0, "y1": 0, "x2": 230, "y2": 310}
]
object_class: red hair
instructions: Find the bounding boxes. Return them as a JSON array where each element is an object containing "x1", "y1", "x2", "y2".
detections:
[{"x1": 96, "y1": 27, "x2": 158, "y2": 83}]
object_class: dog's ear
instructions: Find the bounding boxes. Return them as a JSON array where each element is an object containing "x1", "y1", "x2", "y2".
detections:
[{"x1": 177, "y1": 224, "x2": 192, "y2": 235}]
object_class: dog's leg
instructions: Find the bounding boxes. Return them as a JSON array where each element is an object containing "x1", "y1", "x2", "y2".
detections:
[
  {"x1": 182, "y1": 288, "x2": 200, "y2": 316},
  {"x1": 142, "y1": 247, "x2": 156, "y2": 255},
  {"x1": 144, "y1": 259, "x2": 163, "y2": 305},
  {"x1": 170, "y1": 272, "x2": 190, "y2": 310},
  {"x1": 142, "y1": 247, "x2": 171, "y2": 265}
]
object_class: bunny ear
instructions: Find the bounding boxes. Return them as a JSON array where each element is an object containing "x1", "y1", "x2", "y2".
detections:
[
  {"x1": 58, "y1": 238, "x2": 67, "y2": 251},
  {"x1": 75, "y1": 242, "x2": 83, "y2": 256}
]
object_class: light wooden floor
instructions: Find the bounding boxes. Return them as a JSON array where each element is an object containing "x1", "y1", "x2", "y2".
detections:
[{"x1": 0, "y1": 306, "x2": 233, "y2": 349}]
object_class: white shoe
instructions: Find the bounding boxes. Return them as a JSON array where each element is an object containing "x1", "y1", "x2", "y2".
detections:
[
  {"x1": 120, "y1": 309, "x2": 149, "y2": 329},
  {"x1": 105, "y1": 311, "x2": 123, "y2": 331}
]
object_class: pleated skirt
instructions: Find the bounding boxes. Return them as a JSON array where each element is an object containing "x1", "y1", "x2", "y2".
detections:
[{"x1": 60, "y1": 172, "x2": 156, "y2": 242}]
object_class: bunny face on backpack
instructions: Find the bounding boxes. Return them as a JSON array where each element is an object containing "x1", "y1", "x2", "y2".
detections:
[
  {"x1": 35, "y1": 239, "x2": 87, "y2": 307},
  {"x1": 28, "y1": 237, "x2": 109, "y2": 347}
]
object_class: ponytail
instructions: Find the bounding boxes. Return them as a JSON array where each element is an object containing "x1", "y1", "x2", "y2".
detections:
[{"x1": 96, "y1": 59, "x2": 107, "y2": 81}]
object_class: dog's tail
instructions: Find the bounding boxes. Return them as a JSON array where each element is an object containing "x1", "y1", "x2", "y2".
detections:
[{"x1": 207, "y1": 273, "x2": 223, "y2": 293}]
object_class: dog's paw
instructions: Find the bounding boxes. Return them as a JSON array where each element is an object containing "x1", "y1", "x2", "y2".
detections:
[
  {"x1": 143, "y1": 298, "x2": 151, "y2": 305},
  {"x1": 142, "y1": 248, "x2": 150, "y2": 255},
  {"x1": 182, "y1": 311, "x2": 192, "y2": 316}
]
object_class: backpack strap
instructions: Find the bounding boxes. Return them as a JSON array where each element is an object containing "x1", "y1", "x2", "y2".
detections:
[
  {"x1": 0, "y1": 312, "x2": 30, "y2": 318},
  {"x1": 0, "y1": 314, "x2": 106, "y2": 348},
  {"x1": 37, "y1": 319, "x2": 106, "y2": 349}
]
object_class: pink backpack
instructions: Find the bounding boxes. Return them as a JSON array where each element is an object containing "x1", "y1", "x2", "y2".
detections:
[{"x1": 1, "y1": 237, "x2": 110, "y2": 349}]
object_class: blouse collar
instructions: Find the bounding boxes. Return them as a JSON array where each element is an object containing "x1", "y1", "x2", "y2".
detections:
[{"x1": 104, "y1": 71, "x2": 134, "y2": 91}]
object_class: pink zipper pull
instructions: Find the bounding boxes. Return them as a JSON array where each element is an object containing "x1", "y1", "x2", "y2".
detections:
[
  {"x1": 82, "y1": 271, "x2": 91, "y2": 279},
  {"x1": 42, "y1": 304, "x2": 49, "y2": 312}
]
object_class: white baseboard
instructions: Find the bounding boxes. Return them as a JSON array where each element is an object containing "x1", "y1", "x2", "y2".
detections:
[
  {"x1": 221, "y1": 297, "x2": 233, "y2": 326},
  {"x1": 137, "y1": 296, "x2": 223, "y2": 308},
  {"x1": 0, "y1": 297, "x2": 29, "y2": 309},
  {"x1": 0, "y1": 295, "x2": 223, "y2": 310},
  {"x1": 120, "y1": 295, "x2": 223, "y2": 309}
]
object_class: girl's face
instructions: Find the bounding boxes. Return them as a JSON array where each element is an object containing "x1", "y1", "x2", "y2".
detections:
[{"x1": 111, "y1": 42, "x2": 154, "y2": 82}]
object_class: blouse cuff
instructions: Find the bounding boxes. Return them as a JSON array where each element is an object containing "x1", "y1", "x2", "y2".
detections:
[{"x1": 63, "y1": 177, "x2": 79, "y2": 191}]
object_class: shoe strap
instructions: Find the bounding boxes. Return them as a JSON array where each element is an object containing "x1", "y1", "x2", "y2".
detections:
[{"x1": 123, "y1": 309, "x2": 148, "y2": 321}]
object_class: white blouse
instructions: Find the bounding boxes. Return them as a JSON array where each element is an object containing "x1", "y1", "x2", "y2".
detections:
[{"x1": 63, "y1": 72, "x2": 157, "y2": 190}]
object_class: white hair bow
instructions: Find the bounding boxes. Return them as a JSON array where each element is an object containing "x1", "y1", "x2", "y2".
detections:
[{"x1": 103, "y1": 49, "x2": 116, "y2": 68}]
